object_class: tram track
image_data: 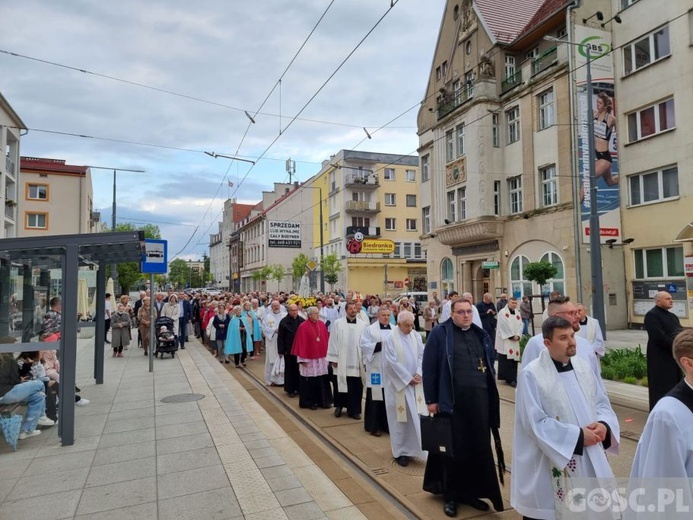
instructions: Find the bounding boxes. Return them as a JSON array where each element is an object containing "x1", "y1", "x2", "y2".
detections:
[{"x1": 231, "y1": 363, "x2": 424, "y2": 520}]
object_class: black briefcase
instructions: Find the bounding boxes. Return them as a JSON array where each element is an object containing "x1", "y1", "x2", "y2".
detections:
[{"x1": 420, "y1": 414, "x2": 455, "y2": 457}]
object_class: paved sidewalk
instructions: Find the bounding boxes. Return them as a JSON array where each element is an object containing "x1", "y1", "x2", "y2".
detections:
[{"x1": 0, "y1": 336, "x2": 370, "y2": 520}]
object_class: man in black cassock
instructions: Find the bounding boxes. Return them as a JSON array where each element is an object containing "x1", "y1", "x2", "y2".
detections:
[
  {"x1": 422, "y1": 298, "x2": 504, "y2": 517},
  {"x1": 277, "y1": 305, "x2": 305, "y2": 398},
  {"x1": 644, "y1": 291, "x2": 682, "y2": 410},
  {"x1": 476, "y1": 292, "x2": 497, "y2": 346}
]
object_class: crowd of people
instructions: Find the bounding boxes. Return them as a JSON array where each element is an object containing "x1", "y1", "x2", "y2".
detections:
[{"x1": 2, "y1": 285, "x2": 690, "y2": 519}]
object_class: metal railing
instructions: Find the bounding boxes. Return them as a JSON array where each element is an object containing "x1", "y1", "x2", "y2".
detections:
[
  {"x1": 437, "y1": 86, "x2": 472, "y2": 120},
  {"x1": 501, "y1": 70, "x2": 523, "y2": 92},
  {"x1": 344, "y1": 200, "x2": 381, "y2": 212},
  {"x1": 532, "y1": 46, "x2": 558, "y2": 76},
  {"x1": 5, "y1": 155, "x2": 15, "y2": 175}
]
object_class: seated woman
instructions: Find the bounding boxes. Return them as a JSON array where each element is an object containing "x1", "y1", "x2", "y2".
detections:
[
  {"x1": 18, "y1": 351, "x2": 58, "y2": 424},
  {"x1": 0, "y1": 346, "x2": 47, "y2": 440}
]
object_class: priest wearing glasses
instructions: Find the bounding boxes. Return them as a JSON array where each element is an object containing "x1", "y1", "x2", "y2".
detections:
[{"x1": 422, "y1": 298, "x2": 505, "y2": 516}]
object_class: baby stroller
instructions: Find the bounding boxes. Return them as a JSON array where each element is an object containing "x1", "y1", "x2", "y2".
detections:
[{"x1": 154, "y1": 317, "x2": 178, "y2": 359}]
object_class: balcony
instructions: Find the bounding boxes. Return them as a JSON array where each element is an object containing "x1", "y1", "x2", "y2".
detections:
[
  {"x1": 532, "y1": 46, "x2": 558, "y2": 76},
  {"x1": 344, "y1": 170, "x2": 378, "y2": 189},
  {"x1": 5, "y1": 156, "x2": 15, "y2": 176},
  {"x1": 4, "y1": 201, "x2": 16, "y2": 220},
  {"x1": 344, "y1": 200, "x2": 381, "y2": 213},
  {"x1": 346, "y1": 226, "x2": 381, "y2": 238},
  {"x1": 501, "y1": 70, "x2": 523, "y2": 93},
  {"x1": 437, "y1": 87, "x2": 472, "y2": 120}
]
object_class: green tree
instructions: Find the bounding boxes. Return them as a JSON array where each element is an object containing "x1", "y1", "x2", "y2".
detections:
[
  {"x1": 320, "y1": 253, "x2": 342, "y2": 291},
  {"x1": 113, "y1": 222, "x2": 161, "y2": 294},
  {"x1": 154, "y1": 274, "x2": 168, "y2": 291},
  {"x1": 291, "y1": 253, "x2": 310, "y2": 284},
  {"x1": 251, "y1": 266, "x2": 273, "y2": 290},
  {"x1": 270, "y1": 264, "x2": 286, "y2": 292},
  {"x1": 523, "y1": 261, "x2": 558, "y2": 287},
  {"x1": 169, "y1": 259, "x2": 191, "y2": 289}
]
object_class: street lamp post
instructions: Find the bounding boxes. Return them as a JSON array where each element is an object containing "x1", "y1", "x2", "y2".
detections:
[
  {"x1": 545, "y1": 36, "x2": 606, "y2": 333},
  {"x1": 303, "y1": 186, "x2": 325, "y2": 294},
  {"x1": 87, "y1": 166, "x2": 145, "y2": 295}
]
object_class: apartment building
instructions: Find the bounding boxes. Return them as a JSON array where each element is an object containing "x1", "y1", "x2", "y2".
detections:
[
  {"x1": 304, "y1": 150, "x2": 423, "y2": 296},
  {"x1": 0, "y1": 92, "x2": 26, "y2": 238},
  {"x1": 18, "y1": 157, "x2": 98, "y2": 237},
  {"x1": 418, "y1": 0, "x2": 629, "y2": 328},
  {"x1": 209, "y1": 199, "x2": 255, "y2": 290},
  {"x1": 612, "y1": 0, "x2": 693, "y2": 327}
]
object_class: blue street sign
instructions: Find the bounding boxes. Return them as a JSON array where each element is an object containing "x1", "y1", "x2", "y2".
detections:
[{"x1": 141, "y1": 239, "x2": 168, "y2": 274}]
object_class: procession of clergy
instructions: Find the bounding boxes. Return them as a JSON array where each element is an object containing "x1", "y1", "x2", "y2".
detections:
[{"x1": 250, "y1": 290, "x2": 692, "y2": 520}]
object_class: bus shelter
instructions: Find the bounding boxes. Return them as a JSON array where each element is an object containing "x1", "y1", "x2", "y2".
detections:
[{"x1": 0, "y1": 231, "x2": 145, "y2": 446}]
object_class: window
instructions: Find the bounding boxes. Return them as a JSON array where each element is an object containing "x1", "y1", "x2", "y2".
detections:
[
  {"x1": 436, "y1": 66, "x2": 442, "y2": 80},
  {"x1": 406, "y1": 194, "x2": 417, "y2": 207},
  {"x1": 539, "y1": 252, "x2": 565, "y2": 295},
  {"x1": 352, "y1": 217, "x2": 370, "y2": 227},
  {"x1": 394, "y1": 242, "x2": 401, "y2": 257},
  {"x1": 456, "y1": 123, "x2": 465, "y2": 156},
  {"x1": 447, "y1": 191, "x2": 456, "y2": 222},
  {"x1": 385, "y1": 218, "x2": 396, "y2": 231},
  {"x1": 492, "y1": 113, "x2": 500, "y2": 147},
  {"x1": 352, "y1": 191, "x2": 366, "y2": 202},
  {"x1": 540, "y1": 165, "x2": 558, "y2": 207},
  {"x1": 385, "y1": 193, "x2": 396, "y2": 206},
  {"x1": 421, "y1": 154, "x2": 430, "y2": 182},
  {"x1": 465, "y1": 40, "x2": 472, "y2": 55},
  {"x1": 27, "y1": 184, "x2": 48, "y2": 200},
  {"x1": 623, "y1": 26, "x2": 670, "y2": 75},
  {"x1": 422, "y1": 207, "x2": 431, "y2": 234},
  {"x1": 634, "y1": 246, "x2": 684, "y2": 278},
  {"x1": 457, "y1": 187, "x2": 467, "y2": 220},
  {"x1": 509, "y1": 176, "x2": 523, "y2": 214},
  {"x1": 446, "y1": 130, "x2": 454, "y2": 162},
  {"x1": 627, "y1": 98, "x2": 675, "y2": 142},
  {"x1": 406, "y1": 219, "x2": 417, "y2": 231},
  {"x1": 403, "y1": 243, "x2": 412, "y2": 258},
  {"x1": 510, "y1": 255, "x2": 533, "y2": 298},
  {"x1": 621, "y1": 0, "x2": 641, "y2": 9},
  {"x1": 405, "y1": 169, "x2": 416, "y2": 182},
  {"x1": 494, "y1": 181, "x2": 501, "y2": 215},
  {"x1": 414, "y1": 243, "x2": 423, "y2": 259},
  {"x1": 539, "y1": 89, "x2": 554, "y2": 130},
  {"x1": 442, "y1": 61, "x2": 449, "y2": 77},
  {"x1": 525, "y1": 47, "x2": 539, "y2": 61},
  {"x1": 26, "y1": 212, "x2": 48, "y2": 229},
  {"x1": 384, "y1": 168, "x2": 395, "y2": 180},
  {"x1": 465, "y1": 71, "x2": 474, "y2": 97},
  {"x1": 629, "y1": 166, "x2": 679, "y2": 205},
  {"x1": 504, "y1": 55, "x2": 516, "y2": 79},
  {"x1": 453, "y1": 79, "x2": 461, "y2": 103},
  {"x1": 506, "y1": 106, "x2": 520, "y2": 144},
  {"x1": 441, "y1": 258, "x2": 454, "y2": 296}
]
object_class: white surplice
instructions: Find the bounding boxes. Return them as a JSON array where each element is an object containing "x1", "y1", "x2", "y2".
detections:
[
  {"x1": 631, "y1": 386, "x2": 693, "y2": 479},
  {"x1": 262, "y1": 310, "x2": 286, "y2": 384},
  {"x1": 576, "y1": 316, "x2": 606, "y2": 357},
  {"x1": 327, "y1": 316, "x2": 367, "y2": 392},
  {"x1": 522, "y1": 333, "x2": 602, "y2": 381},
  {"x1": 495, "y1": 306, "x2": 524, "y2": 360},
  {"x1": 382, "y1": 327, "x2": 426, "y2": 459},
  {"x1": 359, "y1": 321, "x2": 392, "y2": 401},
  {"x1": 511, "y1": 350, "x2": 620, "y2": 520}
]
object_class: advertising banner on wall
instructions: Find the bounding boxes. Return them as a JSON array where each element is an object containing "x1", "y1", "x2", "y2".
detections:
[
  {"x1": 268, "y1": 221, "x2": 301, "y2": 248},
  {"x1": 575, "y1": 26, "x2": 621, "y2": 244}
]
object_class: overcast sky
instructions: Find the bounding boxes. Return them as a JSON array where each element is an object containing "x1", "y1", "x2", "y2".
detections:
[{"x1": 1, "y1": 0, "x2": 445, "y2": 260}]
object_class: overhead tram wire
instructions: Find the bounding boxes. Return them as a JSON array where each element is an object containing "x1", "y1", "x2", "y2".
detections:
[
  {"x1": 177, "y1": 0, "x2": 404, "y2": 258},
  {"x1": 230, "y1": 0, "x2": 337, "y2": 160},
  {"x1": 0, "y1": 48, "x2": 394, "y2": 130},
  {"x1": 176, "y1": 1, "x2": 337, "y2": 260}
]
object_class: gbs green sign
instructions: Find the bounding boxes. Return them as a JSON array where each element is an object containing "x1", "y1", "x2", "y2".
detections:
[{"x1": 578, "y1": 36, "x2": 611, "y2": 59}]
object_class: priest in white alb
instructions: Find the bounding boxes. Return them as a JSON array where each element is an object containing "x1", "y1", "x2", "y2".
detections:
[
  {"x1": 495, "y1": 297, "x2": 523, "y2": 388},
  {"x1": 630, "y1": 328, "x2": 693, "y2": 480},
  {"x1": 327, "y1": 301, "x2": 367, "y2": 420},
  {"x1": 512, "y1": 316, "x2": 620, "y2": 520},
  {"x1": 262, "y1": 300, "x2": 286, "y2": 385},
  {"x1": 359, "y1": 306, "x2": 393, "y2": 437},
  {"x1": 381, "y1": 310, "x2": 427, "y2": 467}
]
